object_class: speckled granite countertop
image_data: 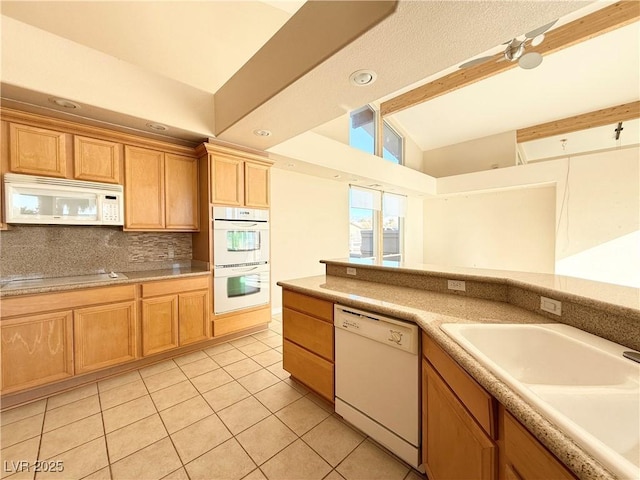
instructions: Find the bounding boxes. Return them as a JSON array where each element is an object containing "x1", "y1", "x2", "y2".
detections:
[
  {"x1": 322, "y1": 258, "x2": 640, "y2": 315},
  {"x1": 277, "y1": 274, "x2": 625, "y2": 480},
  {"x1": 0, "y1": 266, "x2": 210, "y2": 298}
]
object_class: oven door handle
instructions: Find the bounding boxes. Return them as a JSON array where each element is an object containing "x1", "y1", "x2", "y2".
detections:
[
  {"x1": 227, "y1": 266, "x2": 259, "y2": 272},
  {"x1": 230, "y1": 222, "x2": 258, "y2": 227}
]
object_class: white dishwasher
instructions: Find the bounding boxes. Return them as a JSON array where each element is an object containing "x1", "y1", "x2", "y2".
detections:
[{"x1": 334, "y1": 304, "x2": 420, "y2": 469}]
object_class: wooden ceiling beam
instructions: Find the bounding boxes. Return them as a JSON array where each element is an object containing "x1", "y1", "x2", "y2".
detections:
[
  {"x1": 516, "y1": 100, "x2": 640, "y2": 143},
  {"x1": 380, "y1": 1, "x2": 640, "y2": 117}
]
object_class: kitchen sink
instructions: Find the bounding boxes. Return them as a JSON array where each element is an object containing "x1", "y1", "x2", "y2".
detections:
[{"x1": 441, "y1": 323, "x2": 640, "y2": 479}]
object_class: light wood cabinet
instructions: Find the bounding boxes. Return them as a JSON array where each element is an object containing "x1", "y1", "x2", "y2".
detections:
[
  {"x1": 282, "y1": 290, "x2": 334, "y2": 402},
  {"x1": 74, "y1": 301, "x2": 137, "y2": 374},
  {"x1": 141, "y1": 296, "x2": 179, "y2": 356},
  {"x1": 421, "y1": 330, "x2": 579, "y2": 480},
  {"x1": 244, "y1": 161, "x2": 270, "y2": 208},
  {"x1": 74, "y1": 136, "x2": 122, "y2": 184},
  {"x1": 423, "y1": 359, "x2": 496, "y2": 480},
  {"x1": 178, "y1": 290, "x2": 210, "y2": 345},
  {"x1": 213, "y1": 306, "x2": 271, "y2": 337},
  {"x1": 212, "y1": 154, "x2": 243, "y2": 206},
  {"x1": 9, "y1": 123, "x2": 70, "y2": 178},
  {"x1": 502, "y1": 409, "x2": 577, "y2": 480},
  {"x1": 140, "y1": 276, "x2": 211, "y2": 356},
  {"x1": 1, "y1": 311, "x2": 74, "y2": 394},
  {"x1": 211, "y1": 151, "x2": 270, "y2": 208},
  {"x1": 124, "y1": 146, "x2": 198, "y2": 231},
  {"x1": 124, "y1": 146, "x2": 165, "y2": 229},
  {"x1": 165, "y1": 153, "x2": 199, "y2": 230}
]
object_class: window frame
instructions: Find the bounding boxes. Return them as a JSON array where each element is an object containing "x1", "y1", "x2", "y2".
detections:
[{"x1": 349, "y1": 105, "x2": 405, "y2": 165}]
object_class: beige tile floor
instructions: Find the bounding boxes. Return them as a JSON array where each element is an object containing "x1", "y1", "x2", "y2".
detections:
[{"x1": 0, "y1": 316, "x2": 427, "y2": 480}]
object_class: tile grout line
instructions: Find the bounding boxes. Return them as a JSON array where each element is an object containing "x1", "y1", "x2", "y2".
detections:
[{"x1": 95, "y1": 389, "x2": 114, "y2": 480}]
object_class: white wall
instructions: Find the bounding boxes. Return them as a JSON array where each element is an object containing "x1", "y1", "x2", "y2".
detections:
[
  {"x1": 270, "y1": 168, "x2": 349, "y2": 313},
  {"x1": 555, "y1": 147, "x2": 640, "y2": 287},
  {"x1": 433, "y1": 146, "x2": 640, "y2": 287},
  {"x1": 1, "y1": 15, "x2": 215, "y2": 136},
  {"x1": 423, "y1": 131, "x2": 517, "y2": 178},
  {"x1": 423, "y1": 185, "x2": 556, "y2": 273},
  {"x1": 270, "y1": 166, "x2": 426, "y2": 314}
]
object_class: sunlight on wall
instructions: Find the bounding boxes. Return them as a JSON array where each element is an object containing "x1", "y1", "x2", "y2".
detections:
[{"x1": 556, "y1": 231, "x2": 640, "y2": 288}]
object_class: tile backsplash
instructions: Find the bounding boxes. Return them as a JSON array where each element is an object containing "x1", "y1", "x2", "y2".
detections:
[{"x1": 0, "y1": 225, "x2": 192, "y2": 280}]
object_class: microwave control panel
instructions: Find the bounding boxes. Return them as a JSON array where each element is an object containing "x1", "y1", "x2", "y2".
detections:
[{"x1": 101, "y1": 195, "x2": 123, "y2": 225}]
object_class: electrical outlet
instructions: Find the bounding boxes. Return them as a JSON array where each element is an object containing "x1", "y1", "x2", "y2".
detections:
[
  {"x1": 346, "y1": 267, "x2": 357, "y2": 276},
  {"x1": 447, "y1": 279, "x2": 466, "y2": 292},
  {"x1": 540, "y1": 296, "x2": 562, "y2": 316}
]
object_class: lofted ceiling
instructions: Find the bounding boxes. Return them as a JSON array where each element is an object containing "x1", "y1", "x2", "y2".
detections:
[
  {"x1": 1, "y1": 0, "x2": 598, "y2": 153},
  {"x1": 388, "y1": 9, "x2": 640, "y2": 153}
]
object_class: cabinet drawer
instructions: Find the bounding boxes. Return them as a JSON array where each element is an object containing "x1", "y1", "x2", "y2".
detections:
[
  {"x1": 141, "y1": 275, "x2": 210, "y2": 298},
  {"x1": 422, "y1": 331, "x2": 496, "y2": 438},
  {"x1": 1, "y1": 285, "x2": 136, "y2": 318},
  {"x1": 283, "y1": 290, "x2": 333, "y2": 323},
  {"x1": 283, "y1": 308, "x2": 333, "y2": 361},
  {"x1": 213, "y1": 307, "x2": 270, "y2": 337},
  {"x1": 283, "y1": 339, "x2": 333, "y2": 401},
  {"x1": 503, "y1": 410, "x2": 576, "y2": 480}
]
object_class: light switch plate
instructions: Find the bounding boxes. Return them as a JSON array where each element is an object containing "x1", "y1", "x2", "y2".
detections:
[
  {"x1": 346, "y1": 267, "x2": 357, "y2": 276},
  {"x1": 540, "y1": 296, "x2": 562, "y2": 316}
]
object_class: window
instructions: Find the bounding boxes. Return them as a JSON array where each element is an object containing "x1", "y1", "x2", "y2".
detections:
[
  {"x1": 349, "y1": 106, "x2": 375, "y2": 155},
  {"x1": 382, "y1": 122, "x2": 403, "y2": 164},
  {"x1": 349, "y1": 106, "x2": 404, "y2": 164},
  {"x1": 349, "y1": 187, "x2": 406, "y2": 262}
]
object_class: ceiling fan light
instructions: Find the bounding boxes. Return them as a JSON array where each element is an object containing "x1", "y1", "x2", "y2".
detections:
[
  {"x1": 531, "y1": 33, "x2": 545, "y2": 47},
  {"x1": 519, "y1": 52, "x2": 543, "y2": 70}
]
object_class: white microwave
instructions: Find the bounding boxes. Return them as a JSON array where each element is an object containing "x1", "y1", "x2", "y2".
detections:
[{"x1": 4, "y1": 173, "x2": 124, "y2": 226}]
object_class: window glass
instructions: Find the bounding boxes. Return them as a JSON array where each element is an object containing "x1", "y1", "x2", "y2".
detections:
[
  {"x1": 382, "y1": 121, "x2": 403, "y2": 164},
  {"x1": 382, "y1": 193, "x2": 406, "y2": 261},
  {"x1": 349, "y1": 106, "x2": 375, "y2": 155},
  {"x1": 349, "y1": 187, "x2": 380, "y2": 259}
]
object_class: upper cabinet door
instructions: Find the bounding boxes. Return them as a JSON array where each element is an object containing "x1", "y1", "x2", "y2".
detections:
[
  {"x1": 244, "y1": 161, "x2": 270, "y2": 208},
  {"x1": 165, "y1": 154, "x2": 199, "y2": 230},
  {"x1": 74, "y1": 136, "x2": 122, "y2": 184},
  {"x1": 124, "y1": 146, "x2": 165, "y2": 229},
  {"x1": 211, "y1": 154, "x2": 243, "y2": 206},
  {"x1": 9, "y1": 123, "x2": 69, "y2": 178}
]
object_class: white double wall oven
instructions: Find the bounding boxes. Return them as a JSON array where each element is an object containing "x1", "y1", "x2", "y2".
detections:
[{"x1": 212, "y1": 206, "x2": 270, "y2": 315}]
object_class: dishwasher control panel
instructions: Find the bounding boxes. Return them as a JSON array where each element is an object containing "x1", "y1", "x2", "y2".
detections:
[{"x1": 334, "y1": 305, "x2": 419, "y2": 354}]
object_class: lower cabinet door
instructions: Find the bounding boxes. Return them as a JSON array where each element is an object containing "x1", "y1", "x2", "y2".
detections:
[
  {"x1": 142, "y1": 295, "x2": 179, "y2": 356},
  {"x1": 283, "y1": 339, "x2": 334, "y2": 401},
  {"x1": 424, "y1": 360, "x2": 496, "y2": 480},
  {"x1": 178, "y1": 290, "x2": 210, "y2": 346},
  {"x1": 503, "y1": 411, "x2": 577, "y2": 480},
  {"x1": 1, "y1": 311, "x2": 74, "y2": 393},
  {"x1": 74, "y1": 301, "x2": 137, "y2": 374}
]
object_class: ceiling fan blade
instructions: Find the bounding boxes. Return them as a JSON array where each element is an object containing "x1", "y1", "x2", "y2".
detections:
[
  {"x1": 458, "y1": 56, "x2": 494, "y2": 69},
  {"x1": 525, "y1": 19, "x2": 558, "y2": 39},
  {"x1": 518, "y1": 52, "x2": 543, "y2": 70}
]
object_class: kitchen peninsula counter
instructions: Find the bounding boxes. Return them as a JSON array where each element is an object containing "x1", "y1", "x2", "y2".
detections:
[{"x1": 277, "y1": 262, "x2": 640, "y2": 480}]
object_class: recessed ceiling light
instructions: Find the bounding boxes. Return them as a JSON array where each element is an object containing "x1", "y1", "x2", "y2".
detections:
[
  {"x1": 48, "y1": 98, "x2": 80, "y2": 109},
  {"x1": 349, "y1": 69, "x2": 377, "y2": 87},
  {"x1": 146, "y1": 122, "x2": 169, "y2": 132},
  {"x1": 253, "y1": 129, "x2": 272, "y2": 137}
]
